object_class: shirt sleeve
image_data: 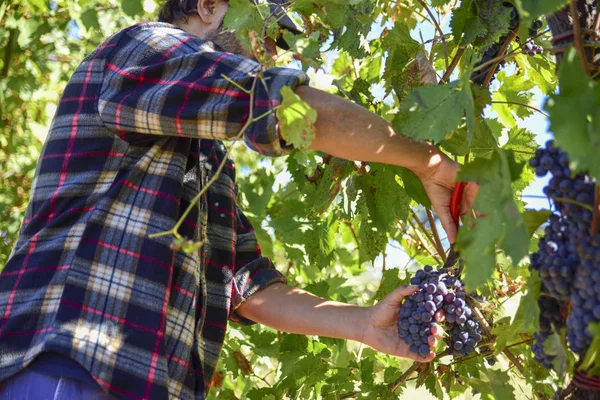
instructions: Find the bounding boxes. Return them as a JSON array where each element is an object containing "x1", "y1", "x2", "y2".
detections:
[
  {"x1": 229, "y1": 205, "x2": 286, "y2": 325},
  {"x1": 98, "y1": 24, "x2": 309, "y2": 157}
]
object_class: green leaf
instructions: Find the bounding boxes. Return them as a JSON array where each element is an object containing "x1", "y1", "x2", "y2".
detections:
[
  {"x1": 544, "y1": 331, "x2": 569, "y2": 379},
  {"x1": 393, "y1": 80, "x2": 474, "y2": 143},
  {"x1": 492, "y1": 71, "x2": 536, "y2": 128},
  {"x1": 396, "y1": 167, "x2": 431, "y2": 208},
  {"x1": 515, "y1": 270, "x2": 541, "y2": 334},
  {"x1": 356, "y1": 199, "x2": 387, "y2": 264},
  {"x1": 456, "y1": 149, "x2": 529, "y2": 291},
  {"x1": 503, "y1": 127, "x2": 538, "y2": 193},
  {"x1": 522, "y1": 209, "x2": 552, "y2": 236},
  {"x1": 581, "y1": 323, "x2": 600, "y2": 375},
  {"x1": 381, "y1": 22, "x2": 423, "y2": 99},
  {"x1": 355, "y1": 164, "x2": 410, "y2": 231},
  {"x1": 545, "y1": 49, "x2": 600, "y2": 181},
  {"x1": 451, "y1": 0, "x2": 512, "y2": 49},
  {"x1": 80, "y1": 8, "x2": 100, "y2": 31},
  {"x1": 424, "y1": 373, "x2": 444, "y2": 399},
  {"x1": 513, "y1": 53, "x2": 558, "y2": 95},
  {"x1": 121, "y1": 0, "x2": 144, "y2": 17},
  {"x1": 277, "y1": 86, "x2": 318, "y2": 150},
  {"x1": 222, "y1": 0, "x2": 273, "y2": 47}
]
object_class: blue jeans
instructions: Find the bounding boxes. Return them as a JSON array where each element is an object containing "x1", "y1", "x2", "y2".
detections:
[{"x1": 0, "y1": 369, "x2": 116, "y2": 400}]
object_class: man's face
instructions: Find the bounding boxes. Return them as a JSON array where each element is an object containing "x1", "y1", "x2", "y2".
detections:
[{"x1": 204, "y1": 0, "x2": 277, "y2": 61}]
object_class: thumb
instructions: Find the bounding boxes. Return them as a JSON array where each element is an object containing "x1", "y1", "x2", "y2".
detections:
[{"x1": 385, "y1": 285, "x2": 418, "y2": 306}]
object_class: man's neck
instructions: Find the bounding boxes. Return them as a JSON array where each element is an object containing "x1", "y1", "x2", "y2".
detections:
[{"x1": 173, "y1": 16, "x2": 207, "y2": 39}]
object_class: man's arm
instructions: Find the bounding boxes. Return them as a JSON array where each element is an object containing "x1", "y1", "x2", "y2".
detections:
[
  {"x1": 296, "y1": 85, "x2": 442, "y2": 178},
  {"x1": 293, "y1": 85, "x2": 477, "y2": 243},
  {"x1": 235, "y1": 282, "x2": 441, "y2": 362}
]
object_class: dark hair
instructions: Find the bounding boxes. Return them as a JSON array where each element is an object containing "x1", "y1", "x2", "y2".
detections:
[{"x1": 158, "y1": 0, "x2": 200, "y2": 23}]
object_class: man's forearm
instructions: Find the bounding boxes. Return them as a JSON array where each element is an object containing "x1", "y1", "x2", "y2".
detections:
[
  {"x1": 295, "y1": 85, "x2": 443, "y2": 178},
  {"x1": 235, "y1": 283, "x2": 368, "y2": 342}
]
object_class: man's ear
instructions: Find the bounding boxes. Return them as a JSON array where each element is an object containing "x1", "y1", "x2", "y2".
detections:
[{"x1": 196, "y1": 0, "x2": 218, "y2": 25}]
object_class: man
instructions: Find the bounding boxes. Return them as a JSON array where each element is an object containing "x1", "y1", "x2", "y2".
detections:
[{"x1": 0, "y1": 0, "x2": 477, "y2": 398}]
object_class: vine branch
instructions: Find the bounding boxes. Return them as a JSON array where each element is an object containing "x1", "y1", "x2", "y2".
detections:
[
  {"x1": 591, "y1": 185, "x2": 600, "y2": 236},
  {"x1": 416, "y1": 0, "x2": 448, "y2": 69},
  {"x1": 570, "y1": 0, "x2": 591, "y2": 75},
  {"x1": 440, "y1": 47, "x2": 464, "y2": 84},
  {"x1": 426, "y1": 209, "x2": 446, "y2": 262}
]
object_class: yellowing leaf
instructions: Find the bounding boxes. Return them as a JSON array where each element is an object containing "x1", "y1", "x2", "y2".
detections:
[{"x1": 277, "y1": 86, "x2": 317, "y2": 150}]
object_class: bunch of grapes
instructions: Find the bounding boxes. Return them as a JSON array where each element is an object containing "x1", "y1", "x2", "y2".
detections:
[
  {"x1": 472, "y1": 2, "x2": 544, "y2": 85},
  {"x1": 568, "y1": 236, "x2": 600, "y2": 353},
  {"x1": 397, "y1": 265, "x2": 483, "y2": 357},
  {"x1": 527, "y1": 139, "x2": 599, "y2": 383},
  {"x1": 531, "y1": 296, "x2": 566, "y2": 369},
  {"x1": 529, "y1": 214, "x2": 579, "y2": 300},
  {"x1": 529, "y1": 141, "x2": 595, "y2": 221},
  {"x1": 471, "y1": 2, "x2": 519, "y2": 85}
]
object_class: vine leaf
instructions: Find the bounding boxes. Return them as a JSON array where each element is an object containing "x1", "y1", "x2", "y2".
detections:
[
  {"x1": 469, "y1": 369, "x2": 516, "y2": 400},
  {"x1": 121, "y1": 0, "x2": 144, "y2": 17},
  {"x1": 522, "y1": 209, "x2": 552, "y2": 236},
  {"x1": 516, "y1": 270, "x2": 541, "y2": 333},
  {"x1": 450, "y1": 0, "x2": 512, "y2": 49},
  {"x1": 545, "y1": 49, "x2": 600, "y2": 182},
  {"x1": 355, "y1": 164, "x2": 410, "y2": 231},
  {"x1": 545, "y1": 331, "x2": 569, "y2": 380},
  {"x1": 393, "y1": 80, "x2": 474, "y2": 143},
  {"x1": 581, "y1": 323, "x2": 600, "y2": 375},
  {"x1": 456, "y1": 149, "x2": 529, "y2": 291},
  {"x1": 277, "y1": 86, "x2": 318, "y2": 150},
  {"x1": 493, "y1": 71, "x2": 536, "y2": 128},
  {"x1": 396, "y1": 167, "x2": 431, "y2": 209},
  {"x1": 381, "y1": 22, "x2": 423, "y2": 99}
]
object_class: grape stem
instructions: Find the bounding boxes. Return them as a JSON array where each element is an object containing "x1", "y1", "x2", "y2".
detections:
[
  {"x1": 426, "y1": 209, "x2": 446, "y2": 262},
  {"x1": 440, "y1": 47, "x2": 465, "y2": 84},
  {"x1": 466, "y1": 297, "x2": 526, "y2": 376},
  {"x1": 490, "y1": 101, "x2": 550, "y2": 118},
  {"x1": 389, "y1": 362, "x2": 422, "y2": 392},
  {"x1": 551, "y1": 196, "x2": 594, "y2": 211},
  {"x1": 411, "y1": 210, "x2": 444, "y2": 257}
]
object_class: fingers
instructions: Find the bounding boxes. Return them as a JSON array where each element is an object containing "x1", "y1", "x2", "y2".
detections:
[
  {"x1": 386, "y1": 285, "x2": 418, "y2": 306},
  {"x1": 427, "y1": 335, "x2": 438, "y2": 348},
  {"x1": 430, "y1": 323, "x2": 443, "y2": 338},
  {"x1": 437, "y1": 208, "x2": 457, "y2": 244},
  {"x1": 460, "y1": 182, "x2": 479, "y2": 217}
]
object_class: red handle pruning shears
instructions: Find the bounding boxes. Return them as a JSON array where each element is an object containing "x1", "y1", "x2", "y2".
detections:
[
  {"x1": 443, "y1": 182, "x2": 467, "y2": 270},
  {"x1": 450, "y1": 181, "x2": 467, "y2": 228}
]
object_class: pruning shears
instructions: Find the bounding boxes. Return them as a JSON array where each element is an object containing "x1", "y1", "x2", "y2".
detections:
[{"x1": 443, "y1": 182, "x2": 467, "y2": 270}]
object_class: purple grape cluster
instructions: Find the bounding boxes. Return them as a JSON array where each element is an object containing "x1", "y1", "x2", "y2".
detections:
[
  {"x1": 529, "y1": 214, "x2": 579, "y2": 300},
  {"x1": 527, "y1": 140, "x2": 599, "y2": 372},
  {"x1": 531, "y1": 296, "x2": 566, "y2": 369},
  {"x1": 471, "y1": 2, "x2": 519, "y2": 85},
  {"x1": 568, "y1": 236, "x2": 600, "y2": 353},
  {"x1": 522, "y1": 42, "x2": 543, "y2": 56},
  {"x1": 397, "y1": 266, "x2": 482, "y2": 357},
  {"x1": 529, "y1": 140, "x2": 595, "y2": 220}
]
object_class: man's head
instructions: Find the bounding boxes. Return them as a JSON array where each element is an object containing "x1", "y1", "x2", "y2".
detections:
[{"x1": 158, "y1": 0, "x2": 299, "y2": 60}]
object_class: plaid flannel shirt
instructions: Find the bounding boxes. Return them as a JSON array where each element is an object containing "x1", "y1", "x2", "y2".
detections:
[{"x1": 0, "y1": 22, "x2": 308, "y2": 399}]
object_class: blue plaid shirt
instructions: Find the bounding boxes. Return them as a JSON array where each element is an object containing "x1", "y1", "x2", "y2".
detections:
[{"x1": 0, "y1": 22, "x2": 308, "y2": 399}]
